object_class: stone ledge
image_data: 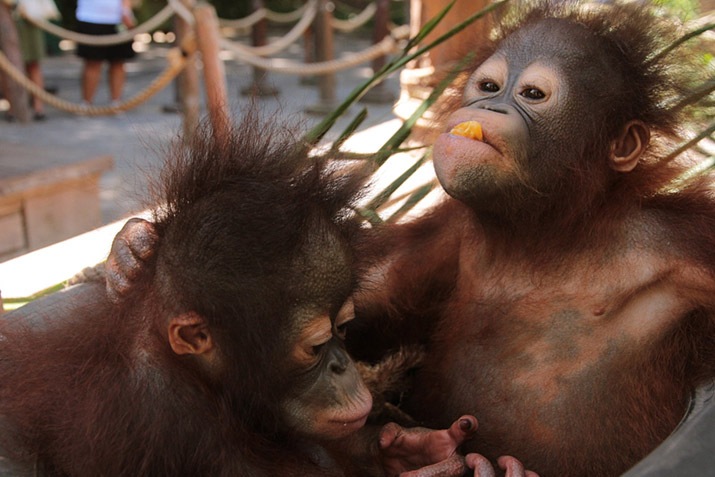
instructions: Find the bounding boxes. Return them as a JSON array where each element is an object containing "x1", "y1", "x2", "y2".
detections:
[{"x1": 0, "y1": 142, "x2": 113, "y2": 260}]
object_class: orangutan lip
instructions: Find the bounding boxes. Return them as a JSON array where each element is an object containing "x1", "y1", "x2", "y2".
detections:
[
  {"x1": 330, "y1": 410, "x2": 370, "y2": 426},
  {"x1": 449, "y1": 131, "x2": 483, "y2": 142},
  {"x1": 445, "y1": 131, "x2": 500, "y2": 154}
]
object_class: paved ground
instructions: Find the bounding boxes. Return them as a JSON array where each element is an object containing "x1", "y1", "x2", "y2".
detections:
[{"x1": 0, "y1": 28, "x2": 402, "y2": 225}]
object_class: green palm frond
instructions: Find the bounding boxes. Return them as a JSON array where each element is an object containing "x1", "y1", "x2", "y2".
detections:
[
  {"x1": 660, "y1": 15, "x2": 715, "y2": 168},
  {"x1": 302, "y1": 0, "x2": 509, "y2": 146},
  {"x1": 649, "y1": 20, "x2": 714, "y2": 64},
  {"x1": 302, "y1": 1, "x2": 506, "y2": 222},
  {"x1": 664, "y1": 122, "x2": 715, "y2": 163}
]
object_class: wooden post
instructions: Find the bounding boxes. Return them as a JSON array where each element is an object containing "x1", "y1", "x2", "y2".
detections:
[
  {"x1": 0, "y1": 3, "x2": 31, "y2": 123},
  {"x1": 300, "y1": 25, "x2": 316, "y2": 85},
  {"x1": 398, "y1": 0, "x2": 493, "y2": 127},
  {"x1": 176, "y1": 0, "x2": 200, "y2": 140},
  {"x1": 305, "y1": 0, "x2": 336, "y2": 115},
  {"x1": 194, "y1": 3, "x2": 229, "y2": 137},
  {"x1": 241, "y1": 0, "x2": 279, "y2": 97},
  {"x1": 360, "y1": 0, "x2": 395, "y2": 104},
  {"x1": 411, "y1": 0, "x2": 492, "y2": 71}
]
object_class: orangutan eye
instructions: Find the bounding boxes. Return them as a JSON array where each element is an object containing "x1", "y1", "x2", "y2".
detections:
[
  {"x1": 334, "y1": 299, "x2": 354, "y2": 340},
  {"x1": 479, "y1": 81, "x2": 500, "y2": 93},
  {"x1": 521, "y1": 87, "x2": 546, "y2": 100},
  {"x1": 335, "y1": 323, "x2": 348, "y2": 340},
  {"x1": 293, "y1": 315, "x2": 332, "y2": 364}
]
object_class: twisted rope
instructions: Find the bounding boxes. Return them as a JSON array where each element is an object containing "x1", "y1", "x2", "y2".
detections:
[
  {"x1": 221, "y1": 25, "x2": 409, "y2": 75},
  {"x1": 332, "y1": 3, "x2": 376, "y2": 32},
  {"x1": 168, "y1": 0, "x2": 194, "y2": 25},
  {"x1": 21, "y1": 4, "x2": 175, "y2": 46},
  {"x1": 221, "y1": 2, "x2": 376, "y2": 36},
  {"x1": 0, "y1": 36, "x2": 195, "y2": 116},
  {"x1": 218, "y1": 8, "x2": 265, "y2": 29},
  {"x1": 223, "y1": 0, "x2": 316, "y2": 57},
  {"x1": 6, "y1": 0, "x2": 398, "y2": 112},
  {"x1": 265, "y1": 3, "x2": 310, "y2": 23},
  {"x1": 219, "y1": 1, "x2": 374, "y2": 58},
  {"x1": 218, "y1": 2, "x2": 309, "y2": 28}
]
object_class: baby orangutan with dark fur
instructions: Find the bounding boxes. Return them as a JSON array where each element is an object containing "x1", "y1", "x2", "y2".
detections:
[{"x1": 0, "y1": 114, "x2": 532, "y2": 477}]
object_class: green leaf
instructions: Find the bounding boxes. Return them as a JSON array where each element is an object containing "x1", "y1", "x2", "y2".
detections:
[
  {"x1": 663, "y1": 121, "x2": 715, "y2": 163},
  {"x1": 649, "y1": 21, "x2": 715, "y2": 64},
  {"x1": 2, "y1": 281, "x2": 66, "y2": 311},
  {"x1": 670, "y1": 78, "x2": 715, "y2": 111},
  {"x1": 387, "y1": 182, "x2": 437, "y2": 223},
  {"x1": 362, "y1": 152, "x2": 429, "y2": 213},
  {"x1": 402, "y1": 0, "x2": 457, "y2": 52},
  {"x1": 373, "y1": 53, "x2": 474, "y2": 167},
  {"x1": 329, "y1": 108, "x2": 368, "y2": 155},
  {"x1": 302, "y1": 0, "x2": 509, "y2": 145}
]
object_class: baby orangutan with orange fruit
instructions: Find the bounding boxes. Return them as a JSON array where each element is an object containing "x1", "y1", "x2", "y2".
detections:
[{"x1": 347, "y1": 2, "x2": 715, "y2": 477}]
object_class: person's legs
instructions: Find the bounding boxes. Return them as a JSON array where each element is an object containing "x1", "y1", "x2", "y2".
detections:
[
  {"x1": 82, "y1": 60, "x2": 103, "y2": 104},
  {"x1": 108, "y1": 60, "x2": 125, "y2": 103},
  {"x1": 25, "y1": 61, "x2": 44, "y2": 116}
]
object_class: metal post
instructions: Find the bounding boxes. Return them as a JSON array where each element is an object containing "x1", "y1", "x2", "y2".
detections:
[
  {"x1": 305, "y1": 0, "x2": 336, "y2": 115},
  {"x1": 0, "y1": 3, "x2": 31, "y2": 123},
  {"x1": 241, "y1": 0, "x2": 279, "y2": 96}
]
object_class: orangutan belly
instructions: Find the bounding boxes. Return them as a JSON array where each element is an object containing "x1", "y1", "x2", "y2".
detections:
[{"x1": 406, "y1": 255, "x2": 695, "y2": 476}]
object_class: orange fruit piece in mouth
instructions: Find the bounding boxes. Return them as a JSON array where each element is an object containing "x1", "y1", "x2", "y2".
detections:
[{"x1": 450, "y1": 121, "x2": 483, "y2": 141}]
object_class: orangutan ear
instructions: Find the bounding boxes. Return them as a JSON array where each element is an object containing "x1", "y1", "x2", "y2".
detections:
[
  {"x1": 168, "y1": 312, "x2": 213, "y2": 356},
  {"x1": 609, "y1": 120, "x2": 650, "y2": 172}
]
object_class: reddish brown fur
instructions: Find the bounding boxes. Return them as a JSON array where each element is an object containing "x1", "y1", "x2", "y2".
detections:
[
  {"x1": 0, "y1": 114, "x2": 370, "y2": 477},
  {"x1": 349, "y1": 2, "x2": 715, "y2": 476}
]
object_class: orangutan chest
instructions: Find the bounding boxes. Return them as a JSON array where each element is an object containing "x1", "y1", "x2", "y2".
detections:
[{"x1": 429, "y1": 251, "x2": 692, "y2": 412}]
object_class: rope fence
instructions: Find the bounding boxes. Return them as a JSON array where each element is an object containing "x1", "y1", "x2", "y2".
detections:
[
  {"x1": 229, "y1": 0, "x2": 317, "y2": 57},
  {"x1": 0, "y1": 0, "x2": 403, "y2": 117},
  {"x1": 24, "y1": 4, "x2": 175, "y2": 46},
  {"x1": 216, "y1": 2, "x2": 375, "y2": 32},
  {"x1": 218, "y1": 2, "x2": 309, "y2": 29},
  {"x1": 166, "y1": 0, "x2": 193, "y2": 25},
  {"x1": 331, "y1": 3, "x2": 377, "y2": 32},
  {"x1": 222, "y1": 25, "x2": 408, "y2": 76},
  {"x1": 0, "y1": 35, "x2": 195, "y2": 116}
]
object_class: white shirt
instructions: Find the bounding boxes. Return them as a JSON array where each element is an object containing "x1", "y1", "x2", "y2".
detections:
[{"x1": 76, "y1": 0, "x2": 124, "y2": 25}]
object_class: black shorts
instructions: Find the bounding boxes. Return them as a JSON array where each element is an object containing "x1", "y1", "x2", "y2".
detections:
[{"x1": 76, "y1": 21, "x2": 136, "y2": 62}]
